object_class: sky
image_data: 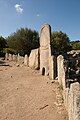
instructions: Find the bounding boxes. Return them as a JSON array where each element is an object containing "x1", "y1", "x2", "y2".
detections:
[{"x1": 0, "y1": 0, "x2": 80, "y2": 41}]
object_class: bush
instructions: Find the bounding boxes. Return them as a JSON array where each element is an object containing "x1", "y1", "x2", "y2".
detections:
[{"x1": 4, "y1": 48, "x2": 16, "y2": 54}]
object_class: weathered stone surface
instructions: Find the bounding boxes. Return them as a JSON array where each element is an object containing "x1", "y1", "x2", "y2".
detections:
[
  {"x1": 17, "y1": 54, "x2": 24, "y2": 65},
  {"x1": 13, "y1": 54, "x2": 17, "y2": 62},
  {"x1": 68, "y1": 82, "x2": 80, "y2": 120},
  {"x1": 63, "y1": 88, "x2": 69, "y2": 111},
  {"x1": 40, "y1": 24, "x2": 51, "y2": 76},
  {"x1": 19, "y1": 57, "x2": 24, "y2": 65},
  {"x1": 74, "y1": 92, "x2": 80, "y2": 120},
  {"x1": 62, "y1": 61, "x2": 66, "y2": 89},
  {"x1": 29, "y1": 49, "x2": 39, "y2": 69},
  {"x1": 5, "y1": 53, "x2": 9, "y2": 60},
  {"x1": 58, "y1": 55, "x2": 67, "y2": 89},
  {"x1": 24, "y1": 55, "x2": 29, "y2": 66},
  {"x1": 17, "y1": 53, "x2": 20, "y2": 62},
  {"x1": 57, "y1": 55, "x2": 66, "y2": 88},
  {"x1": 9, "y1": 54, "x2": 13, "y2": 61},
  {"x1": 49, "y1": 56, "x2": 54, "y2": 80}
]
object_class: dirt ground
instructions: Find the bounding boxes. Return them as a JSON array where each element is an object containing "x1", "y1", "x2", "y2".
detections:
[{"x1": 0, "y1": 59, "x2": 68, "y2": 120}]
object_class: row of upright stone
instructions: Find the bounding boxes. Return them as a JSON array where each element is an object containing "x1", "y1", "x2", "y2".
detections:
[
  {"x1": 27, "y1": 24, "x2": 56, "y2": 79},
  {"x1": 57, "y1": 54, "x2": 80, "y2": 120},
  {"x1": 39, "y1": 24, "x2": 80, "y2": 120},
  {"x1": 5, "y1": 24, "x2": 57, "y2": 80},
  {"x1": 5, "y1": 23, "x2": 80, "y2": 120},
  {"x1": 5, "y1": 53, "x2": 29, "y2": 66}
]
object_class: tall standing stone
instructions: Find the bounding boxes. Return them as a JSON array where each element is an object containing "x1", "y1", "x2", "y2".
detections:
[
  {"x1": 40, "y1": 24, "x2": 51, "y2": 76},
  {"x1": 57, "y1": 55, "x2": 66, "y2": 89}
]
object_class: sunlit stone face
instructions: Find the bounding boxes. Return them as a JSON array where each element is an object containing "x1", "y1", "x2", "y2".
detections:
[{"x1": 40, "y1": 24, "x2": 51, "y2": 76}]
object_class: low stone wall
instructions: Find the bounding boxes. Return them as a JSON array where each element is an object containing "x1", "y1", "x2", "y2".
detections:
[
  {"x1": 64, "y1": 82, "x2": 80, "y2": 120},
  {"x1": 5, "y1": 53, "x2": 25, "y2": 65},
  {"x1": 57, "y1": 55, "x2": 80, "y2": 120}
]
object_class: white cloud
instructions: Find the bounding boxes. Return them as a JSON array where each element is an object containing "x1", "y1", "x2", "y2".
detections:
[
  {"x1": 37, "y1": 14, "x2": 40, "y2": 17},
  {"x1": 15, "y1": 4, "x2": 23, "y2": 14}
]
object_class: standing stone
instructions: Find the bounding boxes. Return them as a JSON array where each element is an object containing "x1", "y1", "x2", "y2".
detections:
[
  {"x1": 17, "y1": 53, "x2": 20, "y2": 62},
  {"x1": 17, "y1": 54, "x2": 24, "y2": 65},
  {"x1": 49, "y1": 56, "x2": 55, "y2": 80},
  {"x1": 29, "y1": 49, "x2": 39, "y2": 69},
  {"x1": 74, "y1": 92, "x2": 80, "y2": 120},
  {"x1": 57, "y1": 55, "x2": 66, "y2": 89},
  {"x1": 63, "y1": 88, "x2": 69, "y2": 111},
  {"x1": 62, "y1": 59, "x2": 66, "y2": 89},
  {"x1": 9, "y1": 54, "x2": 13, "y2": 61},
  {"x1": 68, "y1": 82, "x2": 80, "y2": 120},
  {"x1": 40, "y1": 24, "x2": 51, "y2": 76},
  {"x1": 19, "y1": 57, "x2": 24, "y2": 65},
  {"x1": 5, "y1": 53, "x2": 9, "y2": 60},
  {"x1": 13, "y1": 54, "x2": 17, "y2": 62},
  {"x1": 57, "y1": 55, "x2": 63, "y2": 85},
  {"x1": 24, "y1": 55, "x2": 29, "y2": 66}
]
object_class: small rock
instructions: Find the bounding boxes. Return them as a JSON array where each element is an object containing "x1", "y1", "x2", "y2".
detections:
[
  {"x1": 17, "y1": 87, "x2": 18, "y2": 90},
  {"x1": 11, "y1": 76, "x2": 12, "y2": 78},
  {"x1": 55, "y1": 77, "x2": 58, "y2": 80},
  {"x1": 51, "y1": 81, "x2": 54, "y2": 83},
  {"x1": 20, "y1": 64, "x2": 24, "y2": 67},
  {"x1": 5, "y1": 68, "x2": 7, "y2": 70},
  {"x1": 16, "y1": 64, "x2": 20, "y2": 67}
]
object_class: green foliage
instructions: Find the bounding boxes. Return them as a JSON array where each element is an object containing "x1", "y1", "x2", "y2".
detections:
[
  {"x1": 0, "y1": 36, "x2": 7, "y2": 51},
  {"x1": 51, "y1": 31, "x2": 72, "y2": 55},
  {"x1": 0, "y1": 36, "x2": 7, "y2": 57},
  {"x1": 4, "y1": 48, "x2": 16, "y2": 54},
  {"x1": 2, "y1": 27, "x2": 80, "y2": 57},
  {"x1": 7, "y1": 28, "x2": 39, "y2": 56},
  {"x1": 70, "y1": 41, "x2": 80, "y2": 50}
]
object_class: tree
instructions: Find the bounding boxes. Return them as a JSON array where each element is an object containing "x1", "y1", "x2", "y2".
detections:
[
  {"x1": 0, "y1": 36, "x2": 7, "y2": 51},
  {"x1": 7, "y1": 28, "x2": 39, "y2": 56},
  {"x1": 51, "y1": 31, "x2": 71, "y2": 55},
  {"x1": 70, "y1": 41, "x2": 80, "y2": 50},
  {"x1": 0, "y1": 36, "x2": 7, "y2": 56}
]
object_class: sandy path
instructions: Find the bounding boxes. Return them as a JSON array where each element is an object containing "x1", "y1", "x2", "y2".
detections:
[{"x1": 0, "y1": 60, "x2": 68, "y2": 120}]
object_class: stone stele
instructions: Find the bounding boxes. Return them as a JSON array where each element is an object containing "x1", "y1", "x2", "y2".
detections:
[{"x1": 40, "y1": 24, "x2": 51, "y2": 76}]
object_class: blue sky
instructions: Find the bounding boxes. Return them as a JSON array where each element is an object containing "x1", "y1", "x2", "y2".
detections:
[{"x1": 0, "y1": 0, "x2": 80, "y2": 41}]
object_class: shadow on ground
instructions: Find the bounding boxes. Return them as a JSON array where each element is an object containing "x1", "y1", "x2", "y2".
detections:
[{"x1": 0, "y1": 59, "x2": 9, "y2": 66}]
